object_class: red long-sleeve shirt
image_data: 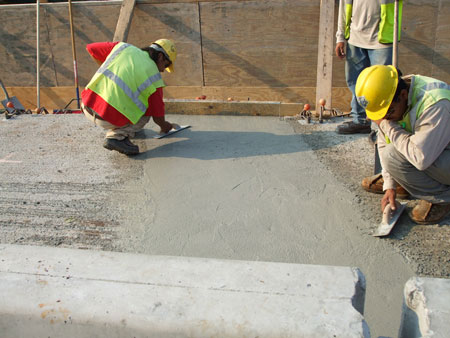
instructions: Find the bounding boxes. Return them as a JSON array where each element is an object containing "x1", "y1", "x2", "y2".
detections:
[{"x1": 81, "y1": 42, "x2": 165, "y2": 127}]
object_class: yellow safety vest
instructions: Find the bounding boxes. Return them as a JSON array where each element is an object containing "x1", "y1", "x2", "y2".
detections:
[
  {"x1": 86, "y1": 43, "x2": 165, "y2": 124},
  {"x1": 344, "y1": 0, "x2": 403, "y2": 44}
]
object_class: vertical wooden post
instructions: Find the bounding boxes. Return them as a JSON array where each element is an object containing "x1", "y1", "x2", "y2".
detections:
[
  {"x1": 392, "y1": 0, "x2": 399, "y2": 67},
  {"x1": 315, "y1": 0, "x2": 335, "y2": 112},
  {"x1": 113, "y1": 0, "x2": 136, "y2": 42}
]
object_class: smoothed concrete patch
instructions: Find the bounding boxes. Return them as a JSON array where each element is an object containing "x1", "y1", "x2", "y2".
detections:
[{"x1": 0, "y1": 244, "x2": 369, "y2": 338}]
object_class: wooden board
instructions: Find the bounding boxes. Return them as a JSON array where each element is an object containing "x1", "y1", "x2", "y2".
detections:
[
  {"x1": 5, "y1": 86, "x2": 352, "y2": 113},
  {"x1": 315, "y1": 0, "x2": 335, "y2": 109},
  {"x1": 199, "y1": 0, "x2": 320, "y2": 87},
  {"x1": 0, "y1": 0, "x2": 448, "y2": 111},
  {"x1": 432, "y1": 0, "x2": 450, "y2": 80},
  {"x1": 127, "y1": 2, "x2": 203, "y2": 86},
  {"x1": 113, "y1": 0, "x2": 137, "y2": 42}
]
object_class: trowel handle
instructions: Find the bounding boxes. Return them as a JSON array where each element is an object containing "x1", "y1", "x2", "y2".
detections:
[{"x1": 0, "y1": 78, "x2": 10, "y2": 101}]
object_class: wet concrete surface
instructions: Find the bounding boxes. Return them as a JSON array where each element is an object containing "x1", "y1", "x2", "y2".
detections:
[
  {"x1": 290, "y1": 119, "x2": 450, "y2": 279},
  {"x1": 0, "y1": 113, "x2": 447, "y2": 337}
]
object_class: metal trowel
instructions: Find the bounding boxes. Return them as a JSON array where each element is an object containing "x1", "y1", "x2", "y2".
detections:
[{"x1": 372, "y1": 201, "x2": 406, "y2": 237}]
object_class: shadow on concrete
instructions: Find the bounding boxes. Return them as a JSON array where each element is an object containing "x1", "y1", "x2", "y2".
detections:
[{"x1": 135, "y1": 129, "x2": 353, "y2": 161}]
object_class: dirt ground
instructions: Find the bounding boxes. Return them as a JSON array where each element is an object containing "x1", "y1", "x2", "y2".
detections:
[{"x1": 288, "y1": 116, "x2": 450, "y2": 278}]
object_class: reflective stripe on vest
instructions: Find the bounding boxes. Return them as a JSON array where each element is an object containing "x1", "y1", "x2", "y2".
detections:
[
  {"x1": 379, "y1": 0, "x2": 403, "y2": 43},
  {"x1": 385, "y1": 76, "x2": 450, "y2": 143},
  {"x1": 86, "y1": 43, "x2": 164, "y2": 124},
  {"x1": 344, "y1": 0, "x2": 352, "y2": 40},
  {"x1": 344, "y1": 0, "x2": 402, "y2": 43}
]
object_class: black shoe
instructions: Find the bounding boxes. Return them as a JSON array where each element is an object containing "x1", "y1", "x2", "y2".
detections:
[
  {"x1": 103, "y1": 137, "x2": 139, "y2": 155},
  {"x1": 336, "y1": 122, "x2": 371, "y2": 134}
]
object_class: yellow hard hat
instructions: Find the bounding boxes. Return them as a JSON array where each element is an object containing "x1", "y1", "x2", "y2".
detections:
[
  {"x1": 152, "y1": 39, "x2": 177, "y2": 73},
  {"x1": 355, "y1": 65, "x2": 399, "y2": 120}
]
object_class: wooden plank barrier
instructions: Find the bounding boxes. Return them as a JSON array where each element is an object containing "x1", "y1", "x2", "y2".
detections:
[{"x1": 0, "y1": 0, "x2": 448, "y2": 113}]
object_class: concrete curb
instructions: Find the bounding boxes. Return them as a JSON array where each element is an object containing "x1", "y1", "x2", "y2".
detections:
[
  {"x1": 0, "y1": 244, "x2": 370, "y2": 337},
  {"x1": 399, "y1": 277, "x2": 450, "y2": 338}
]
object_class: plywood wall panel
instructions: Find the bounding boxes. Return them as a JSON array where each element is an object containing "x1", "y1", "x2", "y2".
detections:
[
  {"x1": 0, "y1": 6, "x2": 50, "y2": 86},
  {"x1": 200, "y1": 0, "x2": 319, "y2": 87},
  {"x1": 127, "y1": 3, "x2": 203, "y2": 86},
  {"x1": 432, "y1": 0, "x2": 450, "y2": 80},
  {"x1": 0, "y1": 0, "x2": 449, "y2": 111},
  {"x1": 44, "y1": 3, "x2": 121, "y2": 87},
  {"x1": 398, "y1": 1, "x2": 438, "y2": 78}
]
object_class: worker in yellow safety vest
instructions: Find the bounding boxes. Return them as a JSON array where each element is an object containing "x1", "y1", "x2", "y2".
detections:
[
  {"x1": 335, "y1": 0, "x2": 403, "y2": 134},
  {"x1": 358, "y1": 65, "x2": 450, "y2": 224},
  {"x1": 81, "y1": 39, "x2": 179, "y2": 155}
]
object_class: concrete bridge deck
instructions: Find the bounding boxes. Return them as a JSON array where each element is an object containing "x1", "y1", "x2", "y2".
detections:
[{"x1": 0, "y1": 113, "x2": 439, "y2": 337}]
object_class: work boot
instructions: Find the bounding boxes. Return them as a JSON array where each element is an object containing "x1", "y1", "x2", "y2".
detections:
[
  {"x1": 361, "y1": 173, "x2": 409, "y2": 199},
  {"x1": 336, "y1": 121, "x2": 371, "y2": 134},
  {"x1": 409, "y1": 200, "x2": 450, "y2": 225},
  {"x1": 103, "y1": 137, "x2": 139, "y2": 155}
]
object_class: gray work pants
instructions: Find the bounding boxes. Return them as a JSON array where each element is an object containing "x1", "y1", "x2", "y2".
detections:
[
  {"x1": 82, "y1": 104, "x2": 150, "y2": 140},
  {"x1": 382, "y1": 144, "x2": 450, "y2": 204}
]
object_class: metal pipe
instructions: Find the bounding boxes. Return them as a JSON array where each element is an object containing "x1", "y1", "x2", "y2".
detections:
[
  {"x1": 36, "y1": 0, "x2": 40, "y2": 108},
  {"x1": 392, "y1": 0, "x2": 399, "y2": 68},
  {"x1": 68, "y1": 0, "x2": 80, "y2": 109}
]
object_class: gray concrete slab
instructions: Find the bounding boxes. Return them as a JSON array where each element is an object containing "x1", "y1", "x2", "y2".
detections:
[
  {"x1": 0, "y1": 244, "x2": 369, "y2": 338},
  {"x1": 0, "y1": 114, "x2": 415, "y2": 337}
]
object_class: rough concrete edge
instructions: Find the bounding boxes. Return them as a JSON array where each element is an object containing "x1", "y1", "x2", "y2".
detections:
[
  {"x1": 351, "y1": 267, "x2": 367, "y2": 315},
  {"x1": 351, "y1": 267, "x2": 371, "y2": 338},
  {"x1": 398, "y1": 277, "x2": 432, "y2": 338}
]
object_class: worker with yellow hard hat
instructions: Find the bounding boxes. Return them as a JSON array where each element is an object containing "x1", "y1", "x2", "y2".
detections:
[
  {"x1": 81, "y1": 39, "x2": 179, "y2": 155},
  {"x1": 357, "y1": 65, "x2": 450, "y2": 224}
]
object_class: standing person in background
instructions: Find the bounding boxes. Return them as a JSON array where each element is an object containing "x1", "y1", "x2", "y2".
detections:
[
  {"x1": 335, "y1": 0, "x2": 402, "y2": 134},
  {"x1": 81, "y1": 39, "x2": 179, "y2": 155}
]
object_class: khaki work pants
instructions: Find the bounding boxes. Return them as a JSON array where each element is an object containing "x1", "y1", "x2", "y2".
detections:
[
  {"x1": 82, "y1": 104, "x2": 150, "y2": 140},
  {"x1": 382, "y1": 144, "x2": 450, "y2": 204}
]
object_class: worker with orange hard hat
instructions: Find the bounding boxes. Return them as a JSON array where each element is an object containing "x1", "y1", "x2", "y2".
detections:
[
  {"x1": 81, "y1": 39, "x2": 179, "y2": 155},
  {"x1": 357, "y1": 65, "x2": 450, "y2": 224}
]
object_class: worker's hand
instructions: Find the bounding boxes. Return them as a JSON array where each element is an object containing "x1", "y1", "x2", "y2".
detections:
[
  {"x1": 153, "y1": 116, "x2": 173, "y2": 134},
  {"x1": 335, "y1": 42, "x2": 346, "y2": 59},
  {"x1": 171, "y1": 123, "x2": 180, "y2": 130},
  {"x1": 381, "y1": 189, "x2": 397, "y2": 212},
  {"x1": 160, "y1": 121, "x2": 173, "y2": 134}
]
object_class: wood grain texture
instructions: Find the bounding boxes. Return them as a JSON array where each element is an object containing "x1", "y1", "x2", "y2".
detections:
[
  {"x1": 316, "y1": 0, "x2": 335, "y2": 110},
  {"x1": 113, "y1": 0, "x2": 137, "y2": 42},
  {"x1": 126, "y1": 2, "x2": 203, "y2": 86},
  {"x1": 0, "y1": 0, "x2": 448, "y2": 113},
  {"x1": 432, "y1": 0, "x2": 450, "y2": 80},
  {"x1": 199, "y1": 0, "x2": 319, "y2": 87},
  {"x1": 6, "y1": 86, "x2": 351, "y2": 112}
]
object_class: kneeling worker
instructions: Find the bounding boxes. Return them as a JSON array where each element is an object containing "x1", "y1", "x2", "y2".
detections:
[
  {"x1": 81, "y1": 39, "x2": 178, "y2": 155},
  {"x1": 356, "y1": 65, "x2": 450, "y2": 224}
]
